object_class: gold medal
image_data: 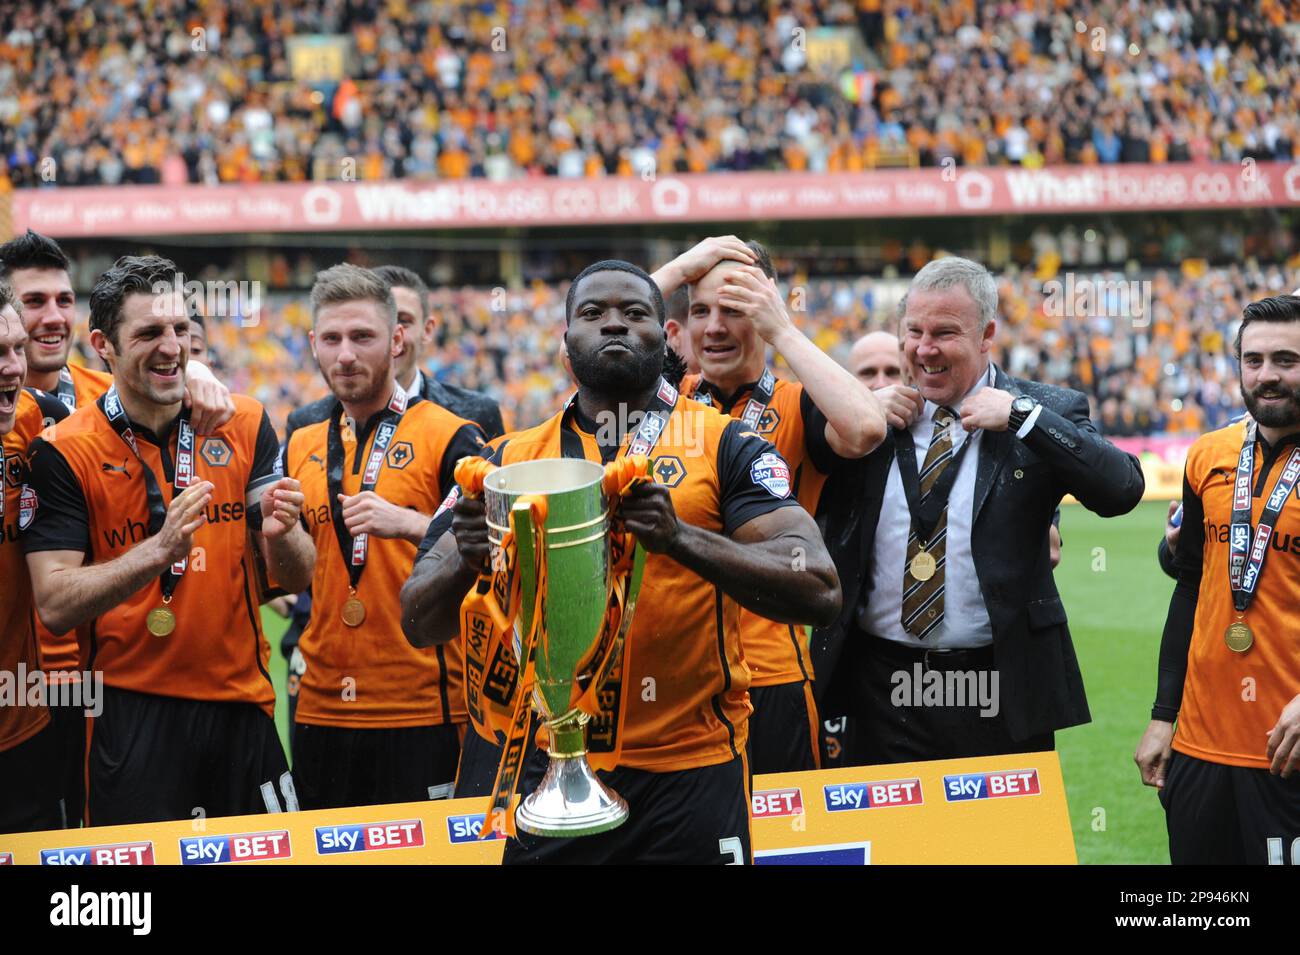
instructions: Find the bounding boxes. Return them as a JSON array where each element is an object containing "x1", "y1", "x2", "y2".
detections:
[
  {"x1": 910, "y1": 550, "x2": 937, "y2": 582},
  {"x1": 146, "y1": 606, "x2": 177, "y2": 637},
  {"x1": 1224, "y1": 622, "x2": 1253, "y2": 653},
  {"x1": 342, "y1": 597, "x2": 366, "y2": 628}
]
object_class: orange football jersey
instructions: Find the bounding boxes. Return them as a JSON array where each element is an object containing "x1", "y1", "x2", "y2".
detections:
[
  {"x1": 682, "y1": 374, "x2": 841, "y2": 686},
  {"x1": 24, "y1": 392, "x2": 283, "y2": 716},
  {"x1": 286, "y1": 396, "x2": 484, "y2": 728},
  {"x1": 1, "y1": 390, "x2": 55, "y2": 751},
  {"x1": 1172, "y1": 421, "x2": 1300, "y2": 769},
  {"x1": 33, "y1": 363, "x2": 111, "y2": 674}
]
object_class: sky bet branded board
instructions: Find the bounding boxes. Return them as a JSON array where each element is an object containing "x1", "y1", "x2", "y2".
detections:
[{"x1": 0, "y1": 753, "x2": 1074, "y2": 864}]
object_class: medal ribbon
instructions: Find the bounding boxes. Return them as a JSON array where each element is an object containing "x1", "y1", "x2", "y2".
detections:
[
  {"x1": 100, "y1": 385, "x2": 195, "y2": 602},
  {"x1": 55, "y1": 367, "x2": 77, "y2": 413},
  {"x1": 1228, "y1": 419, "x2": 1300, "y2": 613},
  {"x1": 893, "y1": 415, "x2": 974, "y2": 545},
  {"x1": 692, "y1": 367, "x2": 776, "y2": 430},
  {"x1": 326, "y1": 388, "x2": 409, "y2": 593}
]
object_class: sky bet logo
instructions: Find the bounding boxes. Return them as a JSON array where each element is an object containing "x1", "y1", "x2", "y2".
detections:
[
  {"x1": 944, "y1": 769, "x2": 1041, "y2": 801},
  {"x1": 180, "y1": 830, "x2": 291, "y2": 865},
  {"x1": 40, "y1": 841, "x2": 155, "y2": 865},
  {"x1": 447, "y1": 813, "x2": 504, "y2": 844},
  {"x1": 316, "y1": 819, "x2": 424, "y2": 855},
  {"x1": 824, "y1": 778, "x2": 923, "y2": 811},
  {"x1": 751, "y1": 788, "x2": 804, "y2": 819}
]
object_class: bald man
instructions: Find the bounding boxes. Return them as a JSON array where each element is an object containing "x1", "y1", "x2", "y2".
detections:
[{"x1": 848, "y1": 331, "x2": 903, "y2": 391}]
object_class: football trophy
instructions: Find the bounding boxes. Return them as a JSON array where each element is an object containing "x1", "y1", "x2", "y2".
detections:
[{"x1": 480, "y1": 456, "x2": 647, "y2": 836}]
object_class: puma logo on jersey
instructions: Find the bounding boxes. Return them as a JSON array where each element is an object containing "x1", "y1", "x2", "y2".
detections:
[
  {"x1": 101, "y1": 459, "x2": 130, "y2": 477},
  {"x1": 309, "y1": 454, "x2": 326, "y2": 470}
]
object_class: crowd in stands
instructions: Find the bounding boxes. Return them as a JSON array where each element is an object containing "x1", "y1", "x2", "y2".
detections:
[
  {"x1": 2, "y1": 0, "x2": 1296, "y2": 189},
  {"x1": 63, "y1": 256, "x2": 1297, "y2": 440}
]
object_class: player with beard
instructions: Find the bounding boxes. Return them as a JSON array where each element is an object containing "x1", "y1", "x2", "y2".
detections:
[
  {"x1": 1136, "y1": 294, "x2": 1300, "y2": 864},
  {"x1": 286, "y1": 265, "x2": 503, "y2": 443},
  {"x1": 402, "y1": 260, "x2": 841, "y2": 864},
  {"x1": 652, "y1": 237, "x2": 884, "y2": 774},
  {"x1": 23, "y1": 255, "x2": 314, "y2": 825},
  {"x1": 0, "y1": 230, "x2": 236, "y2": 826},
  {"x1": 281, "y1": 264, "x2": 504, "y2": 763},
  {"x1": 284, "y1": 265, "x2": 485, "y2": 809}
]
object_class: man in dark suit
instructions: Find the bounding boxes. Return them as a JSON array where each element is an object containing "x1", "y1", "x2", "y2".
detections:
[
  {"x1": 285, "y1": 265, "x2": 504, "y2": 444},
  {"x1": 812, "y1": 256, "x2": 1145, "y2": 765}
]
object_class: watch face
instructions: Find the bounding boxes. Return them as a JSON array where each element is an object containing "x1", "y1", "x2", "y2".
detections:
[{"x1": 1013, "y1": 396, "x2": 1035, "y2": 413}]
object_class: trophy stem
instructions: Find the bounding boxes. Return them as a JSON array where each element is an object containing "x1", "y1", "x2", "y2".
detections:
[
  {"x1": 548, "y1": 721, "x2": 587, "y2": 758},
  {"x1": 514, "y1": 715, "x2": 629, "y2": 838}
]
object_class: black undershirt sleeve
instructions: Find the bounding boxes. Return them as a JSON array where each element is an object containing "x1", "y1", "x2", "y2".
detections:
[
  {"x1": 437, "y1": 423, "x2": 488, "y2": 499},
  {"x1": 717, "y1": 420, "x2": 802, "y2": 535},
  {"x1": 1152, "y1": 469, "x2": 1203, "y2": 722},
  {"x1": 22, "y1": 437, "x2": 91, "y2": 555},
  {"x1": 799, "y1": 387, "x2": 842, "y2": 475},
  {"x1": 415, "y1": 440, "x2": 504, "y2": 562},
  {"x1": 1156, "y1": 537, "x2": 1177, "y2": 579},
  {"x1": 29, "y1": 389, "x2": 70, "y2": 426},
  {"x1": 245, "y1": 410, "x2": 282, "y2": 532}
]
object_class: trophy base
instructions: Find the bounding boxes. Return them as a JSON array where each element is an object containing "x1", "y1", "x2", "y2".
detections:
[{"x1": 515, "y1": 753, "x2": 629, "y2": 838}]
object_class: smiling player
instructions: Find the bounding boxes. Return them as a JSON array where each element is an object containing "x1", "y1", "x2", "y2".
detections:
[{"x1": 23, "y1": 255, "x2": 315, "y2": 826}]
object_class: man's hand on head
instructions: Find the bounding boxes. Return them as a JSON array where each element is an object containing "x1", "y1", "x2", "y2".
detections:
[
  {"x1": 717, "y1": 267, "x2": 794, "y2": 346},
  {"x1": 657, "y1": 236, "x2": 755, "y2": 293}
]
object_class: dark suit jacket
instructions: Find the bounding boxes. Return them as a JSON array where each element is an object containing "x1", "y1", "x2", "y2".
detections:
[
  {"x1": 284, "y1": 375, "x2": 505, "y2": 445},
  {"x1": 811, "y1": 364, "x2": 1145, "y2": 742}
]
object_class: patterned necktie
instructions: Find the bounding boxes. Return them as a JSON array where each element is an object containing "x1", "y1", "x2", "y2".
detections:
[{"x1": 902, "y1": 406, "x2": 957, "y2": 639}]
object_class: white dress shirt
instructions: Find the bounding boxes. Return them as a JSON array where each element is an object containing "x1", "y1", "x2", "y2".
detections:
[
  {"x1": 401, "y1": 369, "x2": 424, "y2": 403},
  {"x1": 860, "y1": 364, "x2": 996, "y2": 648}
]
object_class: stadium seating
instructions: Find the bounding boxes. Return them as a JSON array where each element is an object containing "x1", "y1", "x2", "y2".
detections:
[{"x1": 1, "y1": 0, "x2": 1295, "y2": 189}]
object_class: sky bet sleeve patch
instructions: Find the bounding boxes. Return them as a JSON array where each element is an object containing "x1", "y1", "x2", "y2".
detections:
[{"x1": 750, "y1": 451, "x2": 792, "y2": 499}]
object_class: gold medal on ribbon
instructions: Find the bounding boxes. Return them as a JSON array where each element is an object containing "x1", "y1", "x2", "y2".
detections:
[
  {"x1": 910, "y1": 550, "x2": 937, "y2": 582},
  {"x1": 146, "y1": 606, "x2": 177, "y2": 637},
  {"x1": 1224, "y1": 622, "x2": 1253, "y2": 653},
  {"x1": 342, "y1": 596, "x2": 366, "y2": 628}
]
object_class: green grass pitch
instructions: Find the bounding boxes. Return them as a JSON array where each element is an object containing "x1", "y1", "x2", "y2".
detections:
[
  {"x1": 1055, "y1": 498, "x2": 1173, "y2": 864},
  {"x1": 259, "y1": 499, "x2": 1174, "y2": 864}
]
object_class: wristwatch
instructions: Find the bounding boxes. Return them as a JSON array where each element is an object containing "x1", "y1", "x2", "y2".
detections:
[{"x1": 1008, "y1": 395, "x2": 1038, "y2": 433}]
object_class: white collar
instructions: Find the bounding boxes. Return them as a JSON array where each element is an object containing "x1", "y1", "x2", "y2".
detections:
[{"x1": 400, "y1": 369, "x2": 423, "y2": 401}]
